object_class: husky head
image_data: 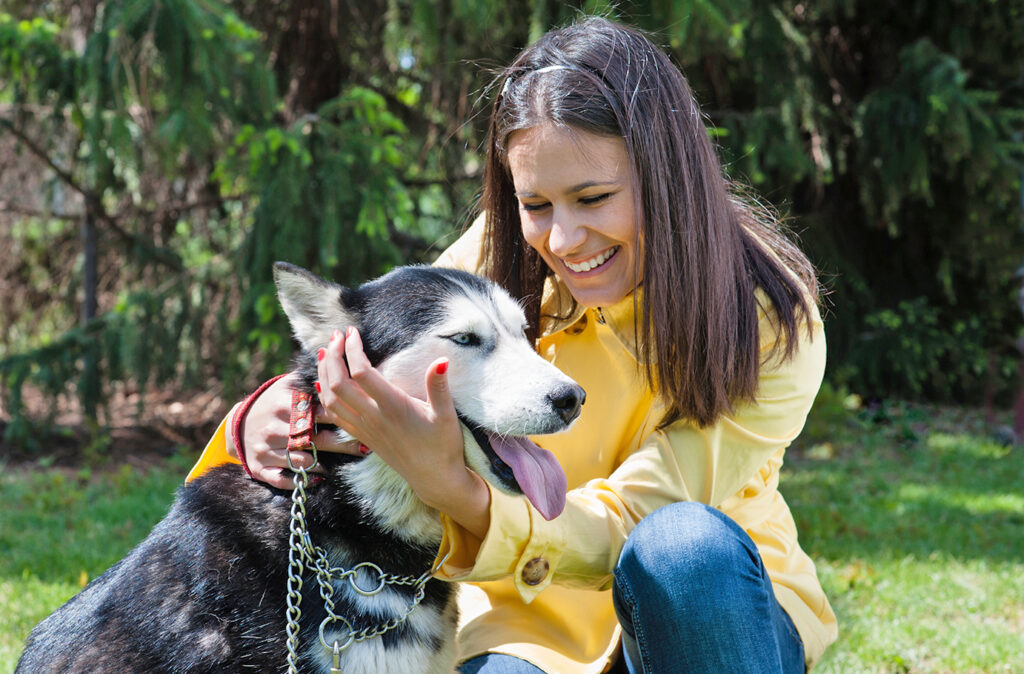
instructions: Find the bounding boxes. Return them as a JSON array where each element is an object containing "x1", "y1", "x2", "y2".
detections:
[{"x1": 273, "y1": 262, "x2": 584, "y2": 522}]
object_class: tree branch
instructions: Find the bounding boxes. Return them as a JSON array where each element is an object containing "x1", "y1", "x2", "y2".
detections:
[
  {"x1": 0, "y1": 116, "x2": 185, "y2": 271},
  {"x1": 0, "y1": 203, "x2": 81, "y2": 222},
  {"x1": 120, "y1": 194, "x2": 247, "y2": 220},
  {"x1": 0, "y1": 117, "x2": 84, "y2": 197}
]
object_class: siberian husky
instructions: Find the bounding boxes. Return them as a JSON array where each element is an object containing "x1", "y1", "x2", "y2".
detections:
[{"x1": 17, "y1": 263, "x2": 584, "y2": 674}]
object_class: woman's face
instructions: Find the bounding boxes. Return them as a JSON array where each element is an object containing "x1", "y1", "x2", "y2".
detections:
[{"x1": 508, "y1": 124, "x2": 640, "y2": 309}]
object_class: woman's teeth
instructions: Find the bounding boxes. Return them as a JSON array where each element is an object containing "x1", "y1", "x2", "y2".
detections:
[{"x1": 564, "y1": 247, "x2": 618, "y2": 273}]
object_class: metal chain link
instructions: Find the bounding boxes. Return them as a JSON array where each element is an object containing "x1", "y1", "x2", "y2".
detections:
[
  {"x1": 285, "y1": 453, "x2": 314, "y2": 673},
  {"x1": 284, "y1": 445, "x2": 449, "y2": 674}
]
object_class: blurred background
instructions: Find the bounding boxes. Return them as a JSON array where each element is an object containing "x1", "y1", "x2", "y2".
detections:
[
  {"x1": 1, "y1": 0, "x2": 1022, "y2": 442},
  {"x1": 1, "y1": 1, "x2": 1022, "y2": 672}
]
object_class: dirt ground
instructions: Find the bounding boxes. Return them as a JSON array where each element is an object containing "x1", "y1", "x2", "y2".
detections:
[{"x1": 0, "y1": 383, "x2": 231, "y2": 471}]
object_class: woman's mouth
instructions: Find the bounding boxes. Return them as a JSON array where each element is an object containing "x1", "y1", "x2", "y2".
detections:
[{"x1": 563, "y1": 246, "x2": 619, "y2": 274}]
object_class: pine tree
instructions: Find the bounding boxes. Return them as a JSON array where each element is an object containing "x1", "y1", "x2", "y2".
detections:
[{"x1": 2, "y1": 1, "x2": 1022, "y2": 451}]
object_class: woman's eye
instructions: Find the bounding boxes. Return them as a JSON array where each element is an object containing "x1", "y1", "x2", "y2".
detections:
[
  {"x1": 450, "y1": 333, "x2": 481, "y2": 346},
  {"x1": 580, "y1": 193, "x2": 610, "y2": 205},
  {"x1": 521, "y1": 201, "x2": 549, "y2": 212}
]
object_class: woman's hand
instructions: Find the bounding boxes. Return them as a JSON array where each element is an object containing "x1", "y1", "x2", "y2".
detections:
[
  {"x1": 317, "y1": 327, "x2": 491, "y2": 539},
  {"x1": 225, "y1": 372, "x2": 362, "y2": 489}
]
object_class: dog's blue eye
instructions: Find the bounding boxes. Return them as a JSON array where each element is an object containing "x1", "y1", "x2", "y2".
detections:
[{"x1": 450, "y1": 332, "x2": 480, "y2": 346}]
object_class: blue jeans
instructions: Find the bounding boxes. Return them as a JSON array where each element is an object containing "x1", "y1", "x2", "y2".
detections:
[
  {"x1": 458, "y1": 502, "x2": 804, "y2": 674},
  {"x1": 613, "y1": 502, "x2": 804, "y2": 673}
]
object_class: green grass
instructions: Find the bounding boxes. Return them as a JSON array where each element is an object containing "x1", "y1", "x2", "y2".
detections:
[
  {"x1": 0, "y1": 453, "x2": 192, "y2": 671},
  {"x1": 787, "y1": 398, "x2": 1024, "y2": 672},
  {"x1": 2, "y1": 400, "x2": 1022, "y2": 672}
]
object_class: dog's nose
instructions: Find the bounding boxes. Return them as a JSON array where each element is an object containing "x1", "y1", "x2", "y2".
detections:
[{"x1": 549, "y1": 384, "x2": 586, "y2": 423}]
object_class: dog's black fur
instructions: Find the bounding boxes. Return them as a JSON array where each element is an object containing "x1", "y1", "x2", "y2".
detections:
[
  {"x1": 16, "y1": 263, "x2": 583, "y2": 674},
  {"x1": 15, "y1": 393, "x2": 450, "y2": 673}
]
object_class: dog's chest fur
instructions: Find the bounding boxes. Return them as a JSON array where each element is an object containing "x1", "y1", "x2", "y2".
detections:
[{"x1": 16, "y1": 458, "x2": 458, "y2": 674}]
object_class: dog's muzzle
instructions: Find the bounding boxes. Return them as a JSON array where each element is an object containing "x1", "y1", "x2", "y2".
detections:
[{"x1": 548, "y1": 384, "x2": 586, "y2": 425}]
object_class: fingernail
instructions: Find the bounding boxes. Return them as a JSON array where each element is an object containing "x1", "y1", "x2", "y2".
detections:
[
  {"x1": 436, "y1": 361, "x2": 449, "y2": 375},
  {"x1": 317, "y1": 348, "x2": 325, "y2": 362},
  {"x1": 332, "y1": 329, "x2": 341, "y2": 342},
  {"x1": 347, "y1": 326, "x2": 355, "y2": 338},
  {"x1": 310, "y1": 475, "x2": 324, "y2": 485},
  {"x1": 359, "y1": 444, "x2": 370, "y2": 455},
  {"x1": 314, "y1": 382, "x2": 321, "y2": 393}
]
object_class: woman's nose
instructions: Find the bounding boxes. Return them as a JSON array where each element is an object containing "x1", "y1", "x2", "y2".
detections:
[{"x1": 548, "y1": 211, "x2": 586, "y2": 256}]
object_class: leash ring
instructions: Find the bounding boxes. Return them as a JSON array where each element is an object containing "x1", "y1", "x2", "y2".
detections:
[
  {"x1": 349, "y1": 562, "x2": 387, "y2": 595},
  {"x1": 319, "y1": 615, "x2": 355, "y2": 653},
  {"x1": 286, "y1": 438, "x2": 318, "y2": 473}
]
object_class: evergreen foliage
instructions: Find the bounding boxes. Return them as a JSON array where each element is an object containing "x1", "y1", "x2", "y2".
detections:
[
  {"x1": 619, "y1": 0, "x2": 1024, "y2": 401},
  {"x1": 0, "y1": 0, "x2": 1022, "y2": 449}
]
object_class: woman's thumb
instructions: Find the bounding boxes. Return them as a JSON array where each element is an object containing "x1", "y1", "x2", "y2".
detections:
[{"x1": 426, "y1": 358, "x2": 453, "y2": 411}]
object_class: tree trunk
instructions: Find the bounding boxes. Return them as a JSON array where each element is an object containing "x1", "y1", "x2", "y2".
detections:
[{"x1": 80, "y1": 208, "x2": 99, "y2": 423}]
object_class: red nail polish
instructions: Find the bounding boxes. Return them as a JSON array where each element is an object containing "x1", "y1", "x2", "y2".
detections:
[
  {"x1": 436, "y1": 361, "x2": 449, "y2": 375},
  {"x1": 317, "y1": 348, "x2": 325, "y2": 362},
  {"x1": 311, "y1": 475, "x2": 324, "y2": 485},
  {"x1": 359, "y1": 444, "x2": 370, "y2": 455},
  {"x1": 314, "y1": 382, "x2": 321, "y2": 393},
  {"x1": 347, "y1": 326, "x2": 355, "y2": 338}
]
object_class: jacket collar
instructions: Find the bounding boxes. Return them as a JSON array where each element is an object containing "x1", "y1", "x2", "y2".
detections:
[{"x1": 537, "y1": 275, "x2": 643, "y2": 361}]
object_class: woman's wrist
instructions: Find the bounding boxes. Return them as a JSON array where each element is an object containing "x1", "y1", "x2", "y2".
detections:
[
  {"x1": 224, "y1": 402, "x2": 243, "y2": 459},
  {"x1": 231, "y1": 373, "x2": 289, "y2": 478},
  {"x1": 419, "y1": 467, "x2": 491, "y2": 540}
]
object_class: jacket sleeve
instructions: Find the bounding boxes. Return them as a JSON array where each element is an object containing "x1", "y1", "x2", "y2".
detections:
[
  {"x1": 433, "y1": 215, "x2": 486, "y2": 272},
  {"x1": 433, "y1": 302, "x2": 826, "y2": 603},
  {"x1": 185, "y1": 413, "x2": 238, "y2": 481}
]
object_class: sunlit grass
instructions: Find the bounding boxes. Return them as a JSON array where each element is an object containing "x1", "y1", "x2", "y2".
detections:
[
  {"x1": 786, "y1": 400, "x2": 1024, "y2": 672},
  {"x1": 0, "y1": 455, "x2": 189, "y2": 671},
  {"x1": 2, "y1": 401, "x2": 1022, "y2": 672},
  {"x1": 813, "y1": 557, "x2": 1023, "y2": 672}
]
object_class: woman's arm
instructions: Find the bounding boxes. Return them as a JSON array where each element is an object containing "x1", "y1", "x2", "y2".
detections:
[
  {"x1": 189, "y1": 372, "x2": 365, "y2": 488},
  {"x1": 434, "y1": 302, "x2": 826, "y2": 601}
]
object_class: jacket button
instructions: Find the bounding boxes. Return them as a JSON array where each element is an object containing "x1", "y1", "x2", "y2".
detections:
[
  {"x1": 568, "y1": 314, "x2": 588, "y2": 334},
  {"x1": 521, "y1": 557, "x2": 549, "y2": 586}
]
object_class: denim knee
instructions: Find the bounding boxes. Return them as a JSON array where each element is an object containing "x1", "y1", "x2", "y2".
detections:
[
  {"x1": 613, "y1": 502, "x2": 804, "y2": 673},
  {"x1": 614, "y1": 502, "x2": 763, "y2": 602}
]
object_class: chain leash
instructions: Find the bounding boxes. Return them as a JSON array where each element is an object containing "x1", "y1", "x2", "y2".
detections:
[
  {"x1": 285, "y1": 454, "x2": 312, "y2": 673},
  {"x1": 283, "y1": 443, "x2": 449, "y2": 674}
]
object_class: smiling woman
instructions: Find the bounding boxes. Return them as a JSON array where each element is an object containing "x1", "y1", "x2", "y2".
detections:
[
  {"x1": 481, "y1": 29, "x2": 818, "y2": 432},
  {"x1": 194, "y1": 16, "x2": 835, "y2": 674},
  {"x1": 510, "y1": 124, "x2": 640, "y2": 309}
]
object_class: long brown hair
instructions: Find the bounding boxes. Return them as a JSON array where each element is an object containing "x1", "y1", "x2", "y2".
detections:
[{"x1": 481, "y1": 17, "x2": 819, "y2": 428}]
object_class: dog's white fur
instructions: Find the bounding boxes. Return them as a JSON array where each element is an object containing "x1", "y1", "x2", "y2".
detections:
[{"x1": 276, "y1": 266, "x2": 582, "y2": 673}]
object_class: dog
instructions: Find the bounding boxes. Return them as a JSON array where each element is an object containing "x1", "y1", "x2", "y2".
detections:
[{"x1": 16, "y1": 262, "x2": 585, "y2": 674}]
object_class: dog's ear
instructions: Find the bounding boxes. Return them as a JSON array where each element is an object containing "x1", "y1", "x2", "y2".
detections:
[{"x1": 273, "y1": 262, "x2": 356, "y2": 351}]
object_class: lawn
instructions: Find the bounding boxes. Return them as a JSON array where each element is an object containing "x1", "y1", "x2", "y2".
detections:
[
  {"x1": 785, "y1": 397, "x2": 1024, "y2": 672},
  {"x1": 0, "y1": 452, "x2": 194, "y2": 671},
  {"x1": 1, "y1": 396, "x2": 1022, "y2": 672}
]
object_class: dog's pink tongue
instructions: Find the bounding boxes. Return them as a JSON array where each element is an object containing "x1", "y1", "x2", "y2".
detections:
[{"x1": 487, "y1": 433, "x2": 567, "y2": 521}]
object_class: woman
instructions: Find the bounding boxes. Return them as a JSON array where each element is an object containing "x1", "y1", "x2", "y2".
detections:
[{"x1": 189, "y1": 17, "x2": 837, "y2": 673}]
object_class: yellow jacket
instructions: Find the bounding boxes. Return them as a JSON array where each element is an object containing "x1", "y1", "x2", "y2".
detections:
[{"x1": 188, "y1": 221, "x2": 837, "y2": 672}]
